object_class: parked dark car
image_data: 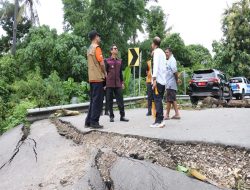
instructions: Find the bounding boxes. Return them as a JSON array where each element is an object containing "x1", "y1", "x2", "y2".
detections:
[{"x1": 188, "y1": 69, "x2": 232, "y2": 105}]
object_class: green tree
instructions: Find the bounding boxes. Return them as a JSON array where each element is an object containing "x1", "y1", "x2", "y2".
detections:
[
  {"x1": 62, "y1": 0, "x2": 89, "y2": 32},
  {"x1": 16, "y1": 25, "x2": 88, "y2": 81},
  {"x1": 139, "y1": 39, "x2": 152, "y2": 78},
  {"x1": 146, "y1": 6, "x2": 168, "y2": 39},
  {"x1": 0, "y1": 1, "x2": 32, "y2": 54},
  {"x1": 62, "y1": 0, "x2": 155, "y2": 55},
  {"x1": 0, "y1": 55, "x2": 18, "y2": 83},
  {"x1": 187, "y1": 44, "x2": 213, "y2": 69},
  {"x1": 19, "y1": 0, "x2": 40, "y2": 26},
  {"x1": 213, "y1": 0, "x2": 250, "y2": 78},
  {"x1": 162, "y1": 33, "x2": 191, "y2": 67},
  {"x1": 212, "y1": 40, "x2": 231, "y2": 74},
  {"x1": 1, "y1": 0, "x2": 40, "y2": 55}
]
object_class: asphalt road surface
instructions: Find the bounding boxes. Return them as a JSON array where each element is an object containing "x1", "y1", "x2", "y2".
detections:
[
  {"x1": 61, "y1": 108, "x2": 250, "y2": 149},
  {"x1": 1, "y1": 107, "x2": 249, "y2": 189},
  {"x1": 0, "y1": 119, "x2": 223, "y2": 190}
]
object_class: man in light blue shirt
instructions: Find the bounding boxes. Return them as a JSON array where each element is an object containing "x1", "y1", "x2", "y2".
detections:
[{"x1": 165, "y1": 48, "x2": 181, "y2": 120}]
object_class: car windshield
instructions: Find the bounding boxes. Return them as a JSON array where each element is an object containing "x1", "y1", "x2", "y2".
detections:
[
  {"x1": 192, "y1": 70, "x2": 215, "y2": 79},
  {"x1": 230, "y1": 78, "x2": 242, "y2": 83}
]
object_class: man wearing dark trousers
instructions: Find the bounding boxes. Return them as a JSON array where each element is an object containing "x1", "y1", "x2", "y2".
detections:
[
  {"x1": 105, "y1": 45, "x2": 129, "y2": 123},
  {"x1": 85, "y1": 30, "x2": 106, "y2": 129},
  {"x1": 150, "y1": 37, "x2": 167, "y2": 128}
]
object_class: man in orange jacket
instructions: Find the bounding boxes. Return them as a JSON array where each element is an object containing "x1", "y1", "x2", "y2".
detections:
[{"x1": 85, "y1": 30, "x2": 106, "y2": 129}]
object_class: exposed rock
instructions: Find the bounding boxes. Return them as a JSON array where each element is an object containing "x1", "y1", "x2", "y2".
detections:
[
  {"x1": 201, "y1": 97, "x2": 227, "y2": 108},
  {"x1": 227, "y1": 100, "x2": 250, "y2": 108}
]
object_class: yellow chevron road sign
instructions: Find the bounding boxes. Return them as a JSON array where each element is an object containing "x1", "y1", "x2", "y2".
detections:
[{"x1": 128, "y1": 48, "x2": 140, "y2": 66}]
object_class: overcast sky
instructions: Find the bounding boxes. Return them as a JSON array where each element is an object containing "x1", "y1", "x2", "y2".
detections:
[
  {"x1": 148, "y1": 0, "x2": 236, "y2": 52},
  {"x1": 1, "y1": 0, "x2": 237, "y2": 52}
]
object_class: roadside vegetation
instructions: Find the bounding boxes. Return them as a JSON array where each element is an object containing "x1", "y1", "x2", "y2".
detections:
[{"x1": 0, "y1": 0, "x2": 249, "y2": 133}]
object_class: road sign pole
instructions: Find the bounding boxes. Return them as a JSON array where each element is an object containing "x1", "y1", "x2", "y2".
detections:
[
  {"x1": 133, "y1": 66, "x2": 136, "y2": 96},
  {"x1": 138, "y1": 51, "x2": 142, "y2": 96},
  {"x1": 183, "y1": 70, "x2": 186, "y2": 95},
  {"x1": 128, "y1": 48, "x2": 140, "y2": 96}
]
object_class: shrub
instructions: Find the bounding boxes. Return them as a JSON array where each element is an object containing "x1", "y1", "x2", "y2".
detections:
[
  {"x1": 63, "y1": 78, "x2": 89, "y2": 103},
  {"x1": 0, "y1": 55, "x2": 18, "y2": 83},
  {"x1": 1, "y1": 100, "x2": 36, "y2": 133}
]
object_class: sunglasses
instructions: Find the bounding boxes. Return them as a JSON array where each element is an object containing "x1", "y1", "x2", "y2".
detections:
[{"x1": 113, "y1": 47, "x2": 118, "y2": 50}]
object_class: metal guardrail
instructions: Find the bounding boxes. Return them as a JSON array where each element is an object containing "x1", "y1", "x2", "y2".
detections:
[{"x1": 27, "y1": 95, "x2": 189, "y2": 122}]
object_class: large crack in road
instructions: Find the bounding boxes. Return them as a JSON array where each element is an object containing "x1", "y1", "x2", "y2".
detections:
[
  {"x1": 0, "y1": 118, "x2": 249, "y2": 190},
  {"x1": 0, "y1": 125, "x2": 37, "y2": 170},
  {"x1": 53, "y1": 119, "x2": 250, "y2": 190}
]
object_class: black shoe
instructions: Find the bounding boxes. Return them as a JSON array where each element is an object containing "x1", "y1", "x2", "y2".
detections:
[
  {"x1": 146, "y1": 112, "x2": 152, "y2": 116},
  {"x1": 85, "y1": 123, "x2": 91, "y2": 128},
  {"x1": 120, "y1": 117, "x2": 129, "y2": 122},
  {"x1": 104, "y1": 111, "x2": 109, "y2": 116},
  {"x1": 110, "y1": 118, "x2": 114, "y2": 122},
  {"x1": 90, "y1": 123, "x2": 104, "y2": 129}
]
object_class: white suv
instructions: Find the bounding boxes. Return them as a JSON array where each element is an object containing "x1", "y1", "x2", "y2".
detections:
[{"x1": 229, "y1": 77, "x2": 250, "y2": 100}]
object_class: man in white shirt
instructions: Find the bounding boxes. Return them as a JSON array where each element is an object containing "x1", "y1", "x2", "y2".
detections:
[
  {"x1": 150, "y1": 37, "x2": 167, "y2": 128},
  {"x1": 165, "y1": 48, "x2": 181, "y2": 120}
]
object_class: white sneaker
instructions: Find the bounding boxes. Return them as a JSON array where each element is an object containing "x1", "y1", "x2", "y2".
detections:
[
  {"x1": 150, "y1": 122, "x2": 165, "y2": 128},
  {"x1": 158, "y1": 121, "x2": 165, "y2": 128},
  {"x1": 150, "y1": 123, "x2": 157, "y2": 128}
]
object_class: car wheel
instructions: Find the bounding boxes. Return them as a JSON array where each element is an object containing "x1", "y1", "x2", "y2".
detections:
[
  {"x1": 190, "y1": 96, "x2": 198, "y2": 106},
  {"x1": 226, "y1": 90, "x2": 233, "y2": 102},
  {"x1": 218, "y1": 89, "x2": 224, "y2": 100},
  {"x1": 240, "y1": 89, "x2": 245, "y2": 100}
]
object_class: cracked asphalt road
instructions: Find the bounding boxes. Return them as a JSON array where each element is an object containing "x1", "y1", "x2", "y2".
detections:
[
  {"x1": 1, "y1": 107, "x2": 249, "y2": 190},
  {"x1": 0, "y1": 120, "x2": 96, "y2": 190},
  {"x1": 60, "y1": 108, "x2": 250, "y2": 149},
  {"x1": 0, "y1": 118, "x2": 227, "y2": 190},
  {"x1": 111, "y1": 158, "x2": 221, "y2": 190}
]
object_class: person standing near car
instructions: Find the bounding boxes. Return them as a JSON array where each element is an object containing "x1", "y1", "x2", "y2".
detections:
[
  {"x1": 105, "y1": 44, "x2": 129, "y2": 123},
  {"x1": 85, "y1": 30, "x2": 106, "y2": 129},
  {"x1": 164, "y1": 47, "x2": 181, "y2": 120},
  {"x1": 150, "y1": 37, "x2": 167, "y2": 128}
]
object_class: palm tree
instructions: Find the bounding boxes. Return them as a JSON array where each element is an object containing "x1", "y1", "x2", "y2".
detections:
[
  {"x1": 12, "y1": 0, "x2": 39, "y2": 55},
  {"x1": 18, "y1": 0, "x2": 40, "y2": 26}
]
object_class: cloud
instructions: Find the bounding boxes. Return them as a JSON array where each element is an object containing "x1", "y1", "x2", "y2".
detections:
[
  {"x1": 37, "y1": 0, "x2": 64, "y2": 34},
  {"x1": 148, "y1": 0, "x2": 236, "y2": 52}
]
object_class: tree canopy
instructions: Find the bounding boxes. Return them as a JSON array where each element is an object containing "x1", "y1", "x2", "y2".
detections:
[
  {"x1": 16, "y1": 26, "x2": 88, "y2": 81},
  {"x1": 213, "y1": 0, "x2": 250, "y2": 78},
  {"x1": 63, "y1": 0, "x2": 153, "y2": 53},
  {"x1": 146, "y1": 6, "x2": 167, "y2": 39},
  {"x1": 0, "y1": 1, "x2": 32, "y2": 53},
  {"x1": 161, "y1": 33, "x2": 191, "y2": 67},
  {"x1": 0, "y1": 0, "x2": 249, "y2": 133}
]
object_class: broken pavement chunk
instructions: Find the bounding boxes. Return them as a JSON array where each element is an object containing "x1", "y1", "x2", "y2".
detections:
[{"x1": 51, "y1": 109, "x2": 80, "y2": 118}]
